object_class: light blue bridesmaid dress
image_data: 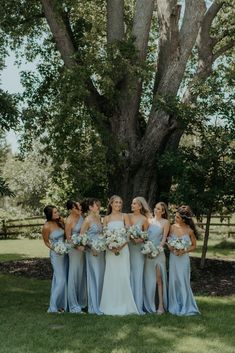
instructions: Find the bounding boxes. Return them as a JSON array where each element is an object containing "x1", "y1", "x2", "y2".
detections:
[
  {"x1": 143, "y1": 220, "x2": 168, "y2": 313},
  {"x1": 86, "y1": 223, "x2": 105, "y2": 315},
  {"x1": 129, "y1": 220, "x2": 145, "y2": 314},
  {"x1": 68, "y1": 216, "x2": 87, "y2": 313},
  {"x1": 48, "y1": 228, "x2": 68, "y2": 313},
  {"x1": 168, "y1": 234, "x2": 200, "y2": 316}
]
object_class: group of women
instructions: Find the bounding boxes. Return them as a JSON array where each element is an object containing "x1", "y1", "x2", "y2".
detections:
[{"x1": 42, "y1": 195, "x2": 200, "y2": 316}]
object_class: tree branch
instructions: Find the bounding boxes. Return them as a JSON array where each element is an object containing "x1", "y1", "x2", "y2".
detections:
[
  {"x1": 153, "y1": 0, "x2": 181, "y2": 93},
  {"x1": 40, "y1": 0, "x2": 77, "y2": 68},
  {"x1": 182, "y1": 1, "x2": 227, "y2": 103},
  {"x1": 106, "y1": 0, "x2": 124, "y2": 43},
  {"x1": 40, "y1": 0, "x2": 112, "y2": 134},
  {"x1": 132, "y1": 0, "x2": 155, "y2": 61},
  {"x1": 213, "y1": 40, "x2": 235, "y2": 61},
  {"x1": 153, "y1": 0, "x2": 205, "y2": 95},
  {"x1": 179, "y1": 0, "x2": 206, "y2": 56}
]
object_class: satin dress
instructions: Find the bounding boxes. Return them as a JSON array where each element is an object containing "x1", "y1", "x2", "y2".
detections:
[
  {"x1": 143, "y1": 220, "x2": 168, "y2": 312},
  {"x1": 168, "y1": 234, "x2": 200, "y2": 316},
  {"x1": 68, "y1": 216, "x2": 87, "y2": 313},
  {"x1": 48, "y1": 228, "x2": 67, "y2": 313},
  {"x1": 86, "y1": 223, "x2": 105, "y2": 314},
  {"x1": 129, "y1": 220, "x2": 145, "y2": 314}
]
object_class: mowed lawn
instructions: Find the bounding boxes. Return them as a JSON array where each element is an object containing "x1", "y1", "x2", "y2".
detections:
[
  {"x1": 0, "y1": 238, "x2": 235, "y2": 353},
  {"x1": 0, "y1": 238, "x2": 49, "y2": 261},
  {"x1": 0, "y1": 273, "x2": 234, "y2": 353},
  {"x1": 0, "y1": 237, "x2": 235, "y2": 262}
]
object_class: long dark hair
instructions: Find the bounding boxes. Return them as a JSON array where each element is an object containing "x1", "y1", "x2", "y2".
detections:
[
  {"x1": 107, "y1": 195, "x2": 123, "y2": 215},
  {"x1": 81, "y1": 198, "x2": 100, "y2": 213},
  {"x1": 43, "y1": 205, "x2": 64, "y2": 229},
  {"x1": 66, "y1": 199, "x2": 81, "y2": 210},
  {"x1": 177, "y1": 206, "x2": 198, "y2": 239}
]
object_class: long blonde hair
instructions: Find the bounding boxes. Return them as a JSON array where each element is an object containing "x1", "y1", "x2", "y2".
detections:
[
  {"x1": 107, "y1": 195, "x2": 123, "y2": 215},
  {"x1": 156, "y1": 202, "x2": 169, "y2": 220},
  {"x1": 134, "y1": 197, "x2": 152, "y2": 217}
]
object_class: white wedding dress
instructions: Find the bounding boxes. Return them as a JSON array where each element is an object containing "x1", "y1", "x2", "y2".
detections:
[{"x1": 100, "y1": 220, "x2": 139, "y2": 315}]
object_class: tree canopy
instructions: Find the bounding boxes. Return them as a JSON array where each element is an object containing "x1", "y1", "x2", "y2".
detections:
[{"x1": 0, "y1": 0, "x2": 234, "y2": 207}]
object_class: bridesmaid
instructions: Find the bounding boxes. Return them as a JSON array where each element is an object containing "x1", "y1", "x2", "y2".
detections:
[
  {"x1": 167, "y1": 206, "x2": 200, "y2": 316},
  {"x1": 144, "y1": 202, "x2": 169, "y2": 314},
  {"x1": 65, "y1": 200, "x2": 86, "y2": 313},
  {"x1": 42, "y1": 205, "x2": 67, "y2": 313},
  {"x1": 80, "y1": 198, "x2": 105, "y2": 315},
  {"x1": 129, "y1": 197, "x2": 150, "y2": 314},
  {"x1": 100, "y1": 195, "x2": 138, "y2": 315}
]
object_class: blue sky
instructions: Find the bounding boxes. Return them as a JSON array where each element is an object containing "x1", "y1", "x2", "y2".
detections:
[{"x1": 1, "y1": 52, "x2": 33, "y2": 153}]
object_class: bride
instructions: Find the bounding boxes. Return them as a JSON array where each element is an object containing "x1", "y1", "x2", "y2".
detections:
[{"x1": 100, "y1": 195, "x2": 139, "y2": 315}]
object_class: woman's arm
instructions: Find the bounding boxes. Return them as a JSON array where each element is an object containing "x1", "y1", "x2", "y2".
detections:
[
  {"x1": 42, "y1": 224, "x2": 52, "y2": 250},
  {"x1": 160, "y1": 220, "x2": 170, "y2": 247},
  {"x1": 176, "y1": 228, "x2": 197, "y2": 256},
  {"x1": 166, "y1": 225, "x2": 175, "y2": 253},
  {"x1": 134, "y1": 216, "x2": 148, "y2": 244},
  {"x1": 124, "y1": 213, "x2": 130, "y2": 228},
  {"x1": 80, "y1": 217, "x2": 90, "y2": 234},
  {"x1": 143, "y1": 217, "x2": 149, "y2": 231},
  {"x1": 103, "y1": 216, "x2": 108, "y2": 227},
  {"x1": 73, "y1": 217, "x2": 90, "y2": 251},
  {"x1": 65, "y1": 218, "x2": 73, "y2": 242},
  {"x1": 184, "y1": 229, "x2": 196, "y2": 253}
]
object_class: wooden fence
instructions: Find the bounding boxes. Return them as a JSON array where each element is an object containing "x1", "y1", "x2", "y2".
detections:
[
  {"x1": 0, "y1": 215, "x2": 235, "y2": 239},
  {"x1": 0, "y1": 216, "x2": 44, "y2": 239},
  {"x1": 196, "y1": 215, "x2": 235, "y2": 238}
]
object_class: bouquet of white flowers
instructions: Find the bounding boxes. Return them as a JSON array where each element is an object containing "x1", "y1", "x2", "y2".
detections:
[
  {"x1": 167, "y1": 237, "x2": 191, "y2": 251},
  {"x1": 71, "y1": 233, "x2": 88, "y2": 247},
  {"x1": 102, "y1": 227, "x2": 128, "y2": 255},
  {"x1": 90, "y1": 238, "x2": 106, "y2": 255},
  {"x1": 141, "y1": 240, "x2": 164, "y2": 258},
  {"x1": 127, "y1": 225, "x2": 148, "y2": 242},
  {"x1": 52, "y1": 240, "x2": 70, "y2": 255}
]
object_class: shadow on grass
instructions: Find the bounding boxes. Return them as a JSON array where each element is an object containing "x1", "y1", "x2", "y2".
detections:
[
  {"x1": 0, "y1": 253, "x2": 27, "y2": 262},
  {"x1": 0, "y1": 274, "x2": 234, "y2": 353},
  {"x1": 213, "y1": 239, "x2": 235, "y2": 249},
  {"x1": 194, "y1": 240, "x2": 235, "y2": 259}
]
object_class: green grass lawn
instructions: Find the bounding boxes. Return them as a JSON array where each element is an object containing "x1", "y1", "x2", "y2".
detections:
[
  {"x1": 194, "y1": 238, "x2": 235, "y2": 260},
  {"x1": 0, "y1": 238, "x2": 234, "y2": 352},
  {"x1": 0, "y1": 273, "x2": 234, "y2": 353},
  {"x1": 1, "y1": 237, "x2": 234, "y2": 262},
  {"x1": 0, "y1": 238, "x2": 49, "y2": 261}
]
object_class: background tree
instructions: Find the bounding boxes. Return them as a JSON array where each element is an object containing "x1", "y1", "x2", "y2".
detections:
[
  {"x1": 161, "y1": 122, "x2": 235, "y2": 268},
  {"x1": 0, "y1": 0, "x2": 234, "y2": 207},
  {"x1": 2, "y1": 143, "x2": 53, "y2": 213}
]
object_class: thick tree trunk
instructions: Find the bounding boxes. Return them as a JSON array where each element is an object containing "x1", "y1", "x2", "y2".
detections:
[
  {"x1": 200, "y1": 208, "x2": 213, "y2": 269},
  {"x1": 108, "y1": 117, "x2": 181, "y2": 210}
]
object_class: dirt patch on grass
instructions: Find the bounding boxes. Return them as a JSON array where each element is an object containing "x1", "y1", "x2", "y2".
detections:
[{"x1": 0, "y1": 256, "x2": 234, "y2": 296}]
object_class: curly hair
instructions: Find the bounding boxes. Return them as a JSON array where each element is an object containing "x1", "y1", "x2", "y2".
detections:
[{"x1": 177, "y1": 206, "x2": 198, "y2": 238}]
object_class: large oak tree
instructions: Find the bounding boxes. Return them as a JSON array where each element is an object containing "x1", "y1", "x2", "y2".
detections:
[{"x1": 0, "y1": 0, "x2": 234, "y2": 206}]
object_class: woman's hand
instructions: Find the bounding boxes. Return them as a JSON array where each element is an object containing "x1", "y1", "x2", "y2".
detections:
[
  {"x1": 76, "y1": 245, "x2": 85, "y2": 252},
  {"x1": 160, "y1": 241, "x2": 165, "y2": 248},
  {"x1": 92, "y1": 249, "x2": 99, "y2": 257},
  {"x1": 173, "y1": 249, "x2": 187, "y2": 256},
  {"x1": 133, "y1": 238, "x2": 144, "y2": 244},
  {"x1": 110, "y1": 247, "x2": 119, "y2": 254}
]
